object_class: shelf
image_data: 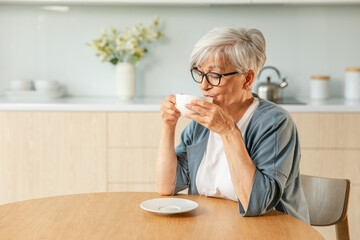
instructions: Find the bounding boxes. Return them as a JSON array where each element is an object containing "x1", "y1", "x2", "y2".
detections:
[
  {"x1": 1, "y1": 0, "x2": 359, "y2": 5},
  {"x1": 0, "y1": 0, "x2": 252, "y2": 6},
  {"x1": 252, "y1": 0, "x2": 360, "y2": 4},
  {"x1": 1, "y1": 96, "x2": 360, "y2": 112}
]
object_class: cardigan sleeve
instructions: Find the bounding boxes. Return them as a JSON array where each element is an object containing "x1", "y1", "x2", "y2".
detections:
[{"x1": 239, "y1": 114, "x2": 299, "y2": 216}]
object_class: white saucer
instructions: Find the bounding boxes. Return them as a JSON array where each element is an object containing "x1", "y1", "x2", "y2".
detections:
[{"x1": 140, "y1": 198, "x2": 198, "y2": 214}]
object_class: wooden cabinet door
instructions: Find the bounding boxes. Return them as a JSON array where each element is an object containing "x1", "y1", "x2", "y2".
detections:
[
  {"x1": 107, "y1": 112, "x2": 191, "y2": 148},
  {"x1": 107, "y1": 112, "x2": 191, "y2": 191},
  {"x1": 290, "y1": 113, "x2": 360, "y2": 240},
  {"x1": 291, "y1": 113, "x2": 360, "y2": 149},
  {"x1": 0, "y1": 112, "x2": 107, "y2": 204}
]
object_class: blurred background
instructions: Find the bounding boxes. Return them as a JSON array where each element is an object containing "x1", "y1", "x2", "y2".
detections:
[
  {"x1": 0, "y1": 2, "x2": 359, "y2": 240},
  {"x1": 0, "y1": 2, "x2": 359, "y2": 99}
]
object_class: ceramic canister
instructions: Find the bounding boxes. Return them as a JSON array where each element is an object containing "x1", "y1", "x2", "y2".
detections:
[
  {"x1": 310, "y1": 75, "x2": 330, "y2": 100},
  {"x1": 344, "y1": 68, "x2": 360, "y2": 100}
]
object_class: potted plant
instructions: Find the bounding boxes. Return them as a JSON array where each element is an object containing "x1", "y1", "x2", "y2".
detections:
[{"x1": 86, "y1": 17, "x2": 164, "y2": 100}]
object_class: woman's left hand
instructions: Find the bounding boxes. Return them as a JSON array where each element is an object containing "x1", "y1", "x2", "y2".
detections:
[{"x1": 185, "y1": 100, "x2": 237, "y2": 136}]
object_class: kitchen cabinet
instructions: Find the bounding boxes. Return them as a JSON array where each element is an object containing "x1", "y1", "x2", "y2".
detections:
[
  {"x1": 0, "y1": 112, "x2": 107, "y2": 205},
  {"x1": 107, "y1": 112, "x2": 191, "y2": 192},
  {"x1": 292, "y1": 113, "x2": 360, "y2": 149},
  {"x1": 0, "y1": 110, "x2": 359, "y2": 239},
  {"x1": 108, "y1": 112, "x2": 163, "y2": 148},
  {"x1": 291, "y1": 113, "x2": 360, "y2": 240}
]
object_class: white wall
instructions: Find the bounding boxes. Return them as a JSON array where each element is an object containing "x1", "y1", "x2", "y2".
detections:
[{"x1": 0, "y1": 4, "x2": 359, "y2": 99}]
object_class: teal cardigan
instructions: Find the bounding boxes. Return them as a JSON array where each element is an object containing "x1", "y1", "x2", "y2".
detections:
[{"x1": 172, "y1": 97, "x2": 310, "y2": 224}]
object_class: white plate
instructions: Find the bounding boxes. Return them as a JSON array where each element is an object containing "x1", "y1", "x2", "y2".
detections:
[
  {"x1": 140, "y1": 198, "x2": 198, "y2": 214},
  {"x1": 3, "y1": 89, "x2": 65, "y2": 100}
]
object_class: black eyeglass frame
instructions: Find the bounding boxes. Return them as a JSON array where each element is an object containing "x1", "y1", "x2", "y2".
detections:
[{"x1": 190, "y1": 68, "x2": 239, "y2": 86}]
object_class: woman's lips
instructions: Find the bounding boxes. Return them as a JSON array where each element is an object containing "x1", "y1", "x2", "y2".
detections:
[{"x1": 204, "y1": 95, "x2": 213, "y2": 98}]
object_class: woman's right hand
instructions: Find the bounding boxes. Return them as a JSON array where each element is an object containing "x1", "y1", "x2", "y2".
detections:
[{"x1": 160, "y1": 95, "x2": 181, "y2": 126}]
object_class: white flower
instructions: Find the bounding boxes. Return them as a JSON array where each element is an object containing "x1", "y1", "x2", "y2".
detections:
[
  {"x1": 101, "y1": 28, "x2": 107, "y2": 36},
  {"x1": 133, "y1": 25, "x2": 141, "y2": 36},
  {"x1": 86, "y1": 17, "x2": 163, "y2": 65}
]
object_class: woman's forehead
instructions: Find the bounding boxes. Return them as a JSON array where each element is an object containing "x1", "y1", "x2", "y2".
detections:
[
  {"x1": 202, "y1": 64, "x2": 225, "y2": 71},
  {"x1": 199, "y1": 55, "x2": 230, "y2": 71}
]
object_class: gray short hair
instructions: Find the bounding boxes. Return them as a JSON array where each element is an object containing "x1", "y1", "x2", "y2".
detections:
[{"x1": 190, "y1": 27, "x2": 266, "y2": 79}]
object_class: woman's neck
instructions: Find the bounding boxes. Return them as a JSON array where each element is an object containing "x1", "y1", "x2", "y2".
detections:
[{"x1": 225, "y1": 92, "x2": 255, "y2": 123}]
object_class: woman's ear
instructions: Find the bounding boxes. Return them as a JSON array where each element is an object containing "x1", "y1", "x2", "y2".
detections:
[{"x1": 243, "y1": 70, "x2": 256, "y2": 90}]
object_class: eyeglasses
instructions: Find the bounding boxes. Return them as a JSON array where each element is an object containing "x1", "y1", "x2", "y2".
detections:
[{"x1": 190, "y1": 68, "x2": 239, "y2": 86}]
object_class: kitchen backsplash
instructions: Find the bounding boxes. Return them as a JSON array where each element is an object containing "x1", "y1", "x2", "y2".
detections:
[{"x1": 0, "y1": 4, "x2": 360, "y2": 99}]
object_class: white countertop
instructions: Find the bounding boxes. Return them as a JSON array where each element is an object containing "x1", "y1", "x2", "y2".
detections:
[{"x1": 1, "y1": 96, "x2": 360, "y2": 112}]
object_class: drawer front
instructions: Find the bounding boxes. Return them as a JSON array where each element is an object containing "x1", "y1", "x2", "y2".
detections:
[
  {"x1": 108, "y1": 148, "x2": 157, "y2": 183},
  {"x1": 108, "y1": 113, "x2": 162, "y2": 147},
  {"x1": 108, "y1": 183, "x2": 157, "y2": 192},
  {"x1": 291, "y1": 113, "x2": 360, "y2": 149},
  {"x1": 0, "y1": 112, "x2": 107, "y2": 205},
  {"x1": 108, "y1": 112, "x2": 191, "y2": 147},
  {"x1": 300, "y1": 149, "x2": 360, "y2": 184}
]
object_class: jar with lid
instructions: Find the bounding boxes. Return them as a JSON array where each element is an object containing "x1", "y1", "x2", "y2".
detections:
[
  {"x1": 310, "y1": 75, "x2": 330, "y2": 100},
  {"x1": 344, "y1": 68, "x2": 360, "y2": 100}
]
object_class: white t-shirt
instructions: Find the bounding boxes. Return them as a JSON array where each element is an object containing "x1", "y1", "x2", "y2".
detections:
[{"x1": 195, "y1": 98, "x2": 260, "y2": 201}]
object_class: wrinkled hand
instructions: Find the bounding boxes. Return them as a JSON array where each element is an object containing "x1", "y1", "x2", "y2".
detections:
[
  {"x1": 160, "y1": 95, "x2": 181, "y2": 126},
  {"x1": 185, "y1": 100, "x2": 237, "y2": 136}
]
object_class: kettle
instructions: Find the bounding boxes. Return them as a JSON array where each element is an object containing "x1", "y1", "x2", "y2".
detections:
[{"x1": 256, "y1": 66, "x2": 288, "y2": 103}]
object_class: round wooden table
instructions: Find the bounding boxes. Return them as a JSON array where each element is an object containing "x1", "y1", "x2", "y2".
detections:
[{"x1": 0, "y1": 192, "x2": 323, "y2": 239}]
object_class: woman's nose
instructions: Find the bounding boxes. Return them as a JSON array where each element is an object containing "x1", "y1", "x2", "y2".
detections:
[{"x1": 199, "y1": 77, "x2": 212, "y2": 90}]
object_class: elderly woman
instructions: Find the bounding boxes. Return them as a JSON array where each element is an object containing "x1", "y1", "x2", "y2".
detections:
[{"x1": 156, "y1": 27, "x2": 310, "y2": 223}]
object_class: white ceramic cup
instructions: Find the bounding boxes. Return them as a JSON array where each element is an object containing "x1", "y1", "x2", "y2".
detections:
[
  {"x1": 34, "y1": 80, "x2": 59, "y2": 92},
  {"x1": 175, "y1": 94, "x2": 213, "y2": 115}
]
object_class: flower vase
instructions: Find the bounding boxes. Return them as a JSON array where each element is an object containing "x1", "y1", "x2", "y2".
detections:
[{"x1": 116, "y1": 62, "x2": 136, "y2": 101}]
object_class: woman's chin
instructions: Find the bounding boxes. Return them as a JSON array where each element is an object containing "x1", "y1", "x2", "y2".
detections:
[{"x1": 213, "y1": 99, "x2": 222, "y2": 106}]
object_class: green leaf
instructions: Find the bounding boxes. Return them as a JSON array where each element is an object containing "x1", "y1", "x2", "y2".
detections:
[
  {"x1": 131, "y1": 55, "x2": 139, "y2": 64},
  {"x1": 110, "y1": 58, "x2": 119, "y2": 65}
]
